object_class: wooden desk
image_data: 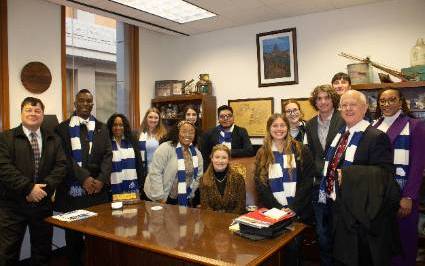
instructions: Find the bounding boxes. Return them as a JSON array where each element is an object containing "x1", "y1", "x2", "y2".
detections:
[{"x1": 47, "y1": 201, "x2": 306, "y2": 266}]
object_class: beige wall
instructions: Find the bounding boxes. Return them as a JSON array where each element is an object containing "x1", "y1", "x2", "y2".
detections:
[
  {"x1": 8, "y1": 0, "x2": 62, "y2": 127},
  {"x1": 138, "y1": 0, "x2": 425, "y2": 144}
]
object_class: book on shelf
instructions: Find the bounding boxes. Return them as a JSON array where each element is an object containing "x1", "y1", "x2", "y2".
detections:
[{"x1": 52, "y1": 209, "x2": 98, "y2": 222}]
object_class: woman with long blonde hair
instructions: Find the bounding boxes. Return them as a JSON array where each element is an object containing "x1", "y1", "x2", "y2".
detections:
[
  {"x1": 254, "y1": 113, "x2": 314, "y2": 266},
  {"x1": 139, "y1": 107, "x2": 167, "y2": 178}
]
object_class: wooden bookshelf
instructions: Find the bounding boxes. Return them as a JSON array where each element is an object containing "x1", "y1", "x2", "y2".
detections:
[
  {"x1": 352, "y1": 81, "x2": 425, "y2": 91},
  {"x1": 151, "y1": 94, "x2": 216, "y2": 131}
]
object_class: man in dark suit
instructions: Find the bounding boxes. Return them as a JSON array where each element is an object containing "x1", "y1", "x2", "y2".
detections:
[
  {"x1": 305, "y1": 84, "x2": 344, "y2": 266},
  {"x1": 323, "y1": 90, "x2": 399, "y2": 265},
  {"x1": 0, "y1": 97, "x2": 66, "y2": 265},
  {"x1": 55, "y1": 89, "x2": 112, "y2": 266},
  {"x1": 201, "y1": 105, "x2": 254, "y2": 170}
]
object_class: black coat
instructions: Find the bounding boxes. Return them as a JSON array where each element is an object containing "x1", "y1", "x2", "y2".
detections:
[
  {"x1": 333, "y1": 126, "x2": 400, "y2": 266},
  {"x1": 54, "y1": 118, "x2": 112, "y2": 212},
  {"x1": 201, "y1": 125, "x2": 254, "y2": 170},
  {"x1": 305, "y1": 111, "x2": 345, "y2": 183},
  {"x1": 0, "y1": 125, "x2": 66, "y2": 208},
  {"x1": 254, "y1": 145, "x2": 315, "y2": 223}
]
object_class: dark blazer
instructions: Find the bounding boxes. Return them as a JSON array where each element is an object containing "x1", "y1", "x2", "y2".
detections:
[
  {"x1": 294, "y1": 121, "x2": 306, "y2": 143},
  {"x1": 333, "y1": 126, "x2": 399, "y2": 266},
  {"x1": 305, "y1": 111, "x2": 345, "y2": 183},
  {"x1": 0, "y1": 125, "x2": 66, "y2": 208},
  {"x1": 201, "y1": 125, "x2": 254, "y2": 170},
  {"x1": 55, "y1": 118, "x2": 112, "y2": 212},
  {"x1": 254, "y1": 145, "x2": 315, "y2": 223}
]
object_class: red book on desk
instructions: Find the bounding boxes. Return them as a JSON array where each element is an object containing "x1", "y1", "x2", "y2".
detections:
[{"x1": 235, "y1": 208, "x2": 295, "y2": 229}]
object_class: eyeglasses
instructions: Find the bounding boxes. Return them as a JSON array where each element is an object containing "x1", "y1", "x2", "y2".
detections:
[
  {"x1": 285, "y1": 109, "x2": 300, "y2": 115},
  {"x1": 339, "y1": 103, "x2": 360, "y2": 110},
  {"x1": 219, "y1": 114, "x2": 233, "y2": 120},
  {"x1": 379, "y1": 97, "x2": 399, "y2": 106}
]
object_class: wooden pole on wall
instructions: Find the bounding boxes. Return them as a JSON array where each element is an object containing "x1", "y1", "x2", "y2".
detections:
[
  {"x1": 128, "y1": 24, "x2": 140, "y2": 129},
  {"x1": 0, "y1": 0, "x2": 10, "y2": 130},
  {"x1": 61, "y1": 6, "x2": 68, "y2": 121}
]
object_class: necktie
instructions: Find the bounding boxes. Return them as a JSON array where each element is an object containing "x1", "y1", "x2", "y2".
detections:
[
  {"x1": 326, "y1": 131, "x2": 350, "y2": 194},
  {"x1": 30, "y1": 132, "x2": 40, "y2": 182}
]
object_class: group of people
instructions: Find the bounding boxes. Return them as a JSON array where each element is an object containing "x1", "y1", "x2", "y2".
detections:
[{"x1": 0, "y1": 71, "x2": 424, "y2": 266}]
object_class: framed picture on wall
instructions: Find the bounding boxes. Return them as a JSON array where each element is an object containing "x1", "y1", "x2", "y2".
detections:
[
  {"x1": 228, "y1": 97, "x2": 274, "y2": 137},
  {"x1": 281, "y1": 98, "x2": 317, "y2": 121},
  {"x1": 256, "y1": 28, "x2": 298, "y2": 87}
]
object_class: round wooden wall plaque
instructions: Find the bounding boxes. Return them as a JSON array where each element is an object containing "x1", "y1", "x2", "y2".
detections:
[{"x1": 21, "y1": 62, "x2": 52, "y2": 94}]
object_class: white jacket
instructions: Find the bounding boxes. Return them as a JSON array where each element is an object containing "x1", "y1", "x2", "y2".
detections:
[{"x1": 144, "y1": 141, "x2": 203, "y2": 201}]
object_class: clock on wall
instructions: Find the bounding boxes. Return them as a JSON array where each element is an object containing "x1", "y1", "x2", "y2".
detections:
[{"x1": 20, "y1": 61, "x2": 52, "y2": 94}]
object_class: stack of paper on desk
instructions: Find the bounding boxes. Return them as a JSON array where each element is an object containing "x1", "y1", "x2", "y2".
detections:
[{"x1": 52, "y1": 209, "x2": 97, "y2": 222}]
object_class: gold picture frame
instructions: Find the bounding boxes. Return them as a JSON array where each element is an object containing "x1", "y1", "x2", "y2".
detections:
[{"x1": 228, "y1": 97, "x2": 274, "y2": 137}]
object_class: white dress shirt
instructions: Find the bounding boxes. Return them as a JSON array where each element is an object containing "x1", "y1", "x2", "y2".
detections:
[{"x1": 22, "y1": 125, "x2": 42, "y2": 154}]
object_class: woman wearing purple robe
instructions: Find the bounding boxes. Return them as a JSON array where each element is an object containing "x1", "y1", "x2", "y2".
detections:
[{"x1": 373, "y1": 88, "x2": 425, "y2": 266}]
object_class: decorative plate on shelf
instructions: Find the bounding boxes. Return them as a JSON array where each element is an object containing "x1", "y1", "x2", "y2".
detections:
[{"x1": 20, "y1": 61, "x2": 52, "y2": 94}]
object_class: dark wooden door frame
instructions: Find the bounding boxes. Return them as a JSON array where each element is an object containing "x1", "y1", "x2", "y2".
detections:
[{"x1": 0, "y1": 0, "x2": 10, "y2": 131}]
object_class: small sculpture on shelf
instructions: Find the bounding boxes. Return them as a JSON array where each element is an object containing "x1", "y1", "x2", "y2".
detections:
[
  {"x1": 196, "y1": 74, "x2": 213, "y2": 95},
  {"x1": 182, "y1": 79, "x2": 198, "y2": 95}
]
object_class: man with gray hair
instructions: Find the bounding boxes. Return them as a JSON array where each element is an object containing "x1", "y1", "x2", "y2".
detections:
[{"x1": 319, "y1": 90, "x2": 400, "y2": 265}]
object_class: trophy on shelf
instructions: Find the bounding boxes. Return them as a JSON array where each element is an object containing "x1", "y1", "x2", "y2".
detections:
[{"x1": 196, "y1": 74, "x2": 213, "y2": 95}]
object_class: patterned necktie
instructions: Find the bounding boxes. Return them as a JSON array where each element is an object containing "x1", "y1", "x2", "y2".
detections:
[
  {"x1": 326, "y1": 131, "x2": 350, "y2": 194},
  {"x1": 30, "y1": 132, "x2": 40, "y2": 182}
]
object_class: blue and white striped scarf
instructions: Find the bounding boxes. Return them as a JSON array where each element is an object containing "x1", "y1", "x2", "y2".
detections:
[
  {"x1": 138, "y1": 132, "x2": 147, "y2": 168},
  {"x1": 218, "y1": 125, "x2": 233, "y2": 150},
  {"x1": 176, "y1": 143, "x2": 199, "y2": 206},
  {"x1": 373, "y1": 118, "x2": 410, "y2": 190},
  {"x1": 111, "y1": 138, "x2": 139, "y2": 201},
  {"x1": 68, "y1": 115, "x2": 96, "y2": 197},
  {"x1": 268, "y1": 143, "x2": 297, "y2": 207},
  {"x1": 318, "y1": 120, "x2": 369, "y2": 204}
]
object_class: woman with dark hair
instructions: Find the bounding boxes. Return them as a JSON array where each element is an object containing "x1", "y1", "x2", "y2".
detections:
[
  {"x1": 254, "y1": 113, "x2": 314, "y2": 266},
  {"x1": 200, "y1": 144, "x2": 246, "y2": 214},
  {"x1": 138, "y1": 107, "x2": 167, "y2": 178},
  {"x1": 183, "y1": 105, "x2": 200, "y2": 127},
  {"x1": 282, "y1": 99, "x2": 307, "y2": 143},
  {"x1": 372, "y1": 88, "x2": 425, "y2": 266},
  {"x1": 183, "y1": 104, "x2": 204, "y2": 148},
  {"x1": 107, "y1": 113, "x2": 145, "y2": 203},
  {"x1": 144, "y1": 120, "x2": 203, "y2": 206}
]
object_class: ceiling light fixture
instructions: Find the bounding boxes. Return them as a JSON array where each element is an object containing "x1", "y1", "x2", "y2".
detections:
[{"x1": 110, "y1": 0, "x2": 216, "y2": 24}]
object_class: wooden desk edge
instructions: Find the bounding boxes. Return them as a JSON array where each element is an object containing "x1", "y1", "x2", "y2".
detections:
[{"x1": 46, "y1": 218, "x2": 306, "y2": 266}]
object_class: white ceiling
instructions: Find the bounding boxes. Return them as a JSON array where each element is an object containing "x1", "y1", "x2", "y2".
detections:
[{"x1": 45, "y1": 0, "x2": 390, "y2": 36}]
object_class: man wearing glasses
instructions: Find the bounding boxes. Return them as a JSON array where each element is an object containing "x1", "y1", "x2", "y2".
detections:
[
  {"x1": 0, "y1": 97, "x2": 66, "y2": 265},
  {"x1": 330, "y1": 90, "x2": 400, "y2": 265},
  {"x1": 201, "y1": 105, "x2": 254, "y2": 170}
]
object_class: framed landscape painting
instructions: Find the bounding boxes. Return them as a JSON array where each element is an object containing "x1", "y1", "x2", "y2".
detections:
[{"x1": 256, "y1": 28, "x2": 298, "y2": 87}]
